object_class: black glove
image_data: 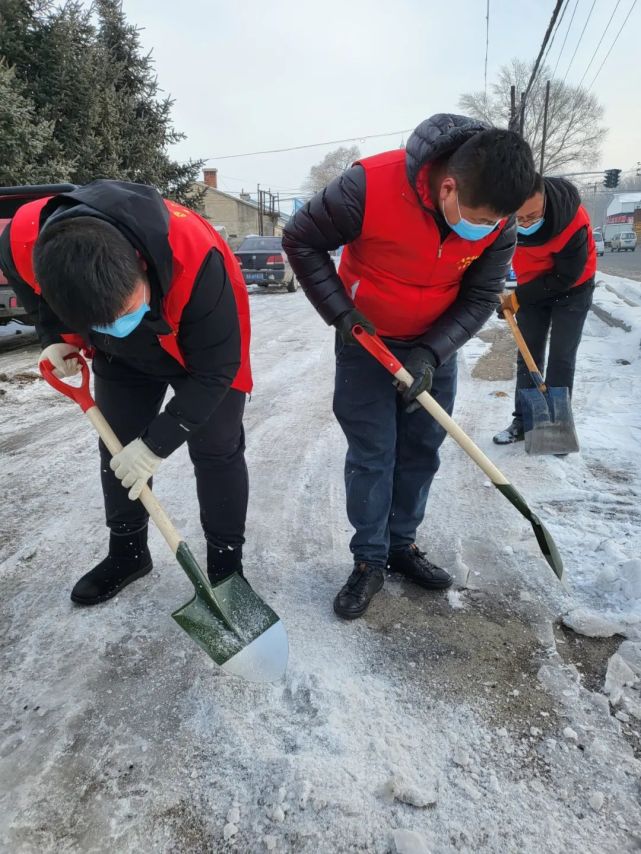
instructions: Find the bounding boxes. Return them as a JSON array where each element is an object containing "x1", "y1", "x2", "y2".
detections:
[
  {"x1": 333, "y1": 308, "x2": 375, "y2": 345},
  {"x1": 397, "y1": 347, "x2": 438, "y2": 413}
]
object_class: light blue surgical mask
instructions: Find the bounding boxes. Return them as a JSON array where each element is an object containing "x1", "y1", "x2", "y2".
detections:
[
  {"x1": 92, "y1": 286, "x2": 150, "y2": 338},
  {"x1": 442, "y1": 193, "x2": 499, "y2": 241},
  {"x1": 517, "y1": 218, "x2": 545, "y2": 236}
]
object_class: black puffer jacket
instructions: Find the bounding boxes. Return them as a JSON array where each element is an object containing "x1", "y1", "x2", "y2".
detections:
[
  {"x1": 515, "y1": 177, "x2": 592, "y2": 305},
  {"x1": 283, "y1": 113, "x2": 517, "y2": 365}
]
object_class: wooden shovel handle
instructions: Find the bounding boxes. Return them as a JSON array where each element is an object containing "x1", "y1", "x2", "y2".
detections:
[
  {"x1": 85, "y1": 407, "x2": 182, "y2": 555},
  {"x1": 503, "y1": 308, "x2": 547, "y2": 392}
]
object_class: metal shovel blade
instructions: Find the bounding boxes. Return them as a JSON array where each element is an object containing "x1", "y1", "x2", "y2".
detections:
[
  {"x1": 495, "y1": 482, "x2": 564, "y2": 579},
  {"x1": 519, "y1": 387, "x2": 579, "y2": 456},
  {"x1": 171, "y1": 543, "x2": 288, "y2": 683}
]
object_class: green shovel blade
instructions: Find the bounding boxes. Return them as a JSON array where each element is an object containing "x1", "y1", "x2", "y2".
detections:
[
  {"x1": 171, "y1": 542, "x2": 288, "y2": 682},
  {"x1": 495, "y1": 483, "x2": 564, "y2": 580}
]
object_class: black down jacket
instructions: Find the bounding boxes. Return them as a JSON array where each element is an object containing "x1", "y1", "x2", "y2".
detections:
[{"x1": 282, "y1": 113, "x2": 517, "y2": 366}]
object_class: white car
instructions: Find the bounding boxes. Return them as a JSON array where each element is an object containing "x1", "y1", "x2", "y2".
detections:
[
  {"x1": 593, "y1": 231, "x2": 604, "y2": 256},
  {"x1": 610, "y1": 231, "x2": 637, "y2": 252}
]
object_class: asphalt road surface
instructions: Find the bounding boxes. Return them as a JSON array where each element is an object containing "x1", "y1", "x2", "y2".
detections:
[{"x1": 598, "y1": 248, "x2": 641, "y2": 282}]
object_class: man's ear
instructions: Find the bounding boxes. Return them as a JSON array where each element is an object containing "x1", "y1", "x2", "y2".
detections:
[
  {"x1": 135, "y1": 250, "x2": 148, "y2": 273},
  {"x1": 439, "y1": 176, "x2": 457, "y2": 204}
]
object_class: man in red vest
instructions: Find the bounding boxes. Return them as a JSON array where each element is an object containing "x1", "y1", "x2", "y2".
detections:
[
  {"x1": 0, "y1": 180, "x2": 252, "y2": 604},
  {"x1": 493, "y1": 174, "x2": 596, "y2": 445},
  {"x1": 283, "y1": 114, "x2": 536, "y2": 619}
]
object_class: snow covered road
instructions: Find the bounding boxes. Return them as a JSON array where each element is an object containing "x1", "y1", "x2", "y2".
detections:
[{"x1": 1, "y1": 280, "x2": 641, "y2": 853}]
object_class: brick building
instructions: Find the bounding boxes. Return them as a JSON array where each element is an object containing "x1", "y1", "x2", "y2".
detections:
[{"x1": 194, "y1": 168, "x2": 288, "y2": 246}]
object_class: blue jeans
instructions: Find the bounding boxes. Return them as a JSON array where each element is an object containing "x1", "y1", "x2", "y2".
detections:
[{"x1": 333, "y1": 335, "x2": 458, "y2": 568}]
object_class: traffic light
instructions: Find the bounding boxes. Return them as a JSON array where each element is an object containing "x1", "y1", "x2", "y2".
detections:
[{"x1": 603, "y1": 168, "x2": 622, "y2": 188}]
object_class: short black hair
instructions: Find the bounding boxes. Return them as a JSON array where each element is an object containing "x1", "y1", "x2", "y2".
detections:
[
  {"x1": 33, "y1": 216, "x2": 141, "y2": 331},
  {"x1": 529, "y1": 172, "x2": 545, "y2": 196},
  {"x1": 447, "y1": 129, "x2": 536, "y2": 216}
]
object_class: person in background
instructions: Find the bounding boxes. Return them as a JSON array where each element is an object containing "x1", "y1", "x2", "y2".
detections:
[
  {"x1": 283, "y1": 114, "x2": 536, "y2": 620},
  {"x1": 494, "y1": 173, "x2": 596, "y2": 445}
]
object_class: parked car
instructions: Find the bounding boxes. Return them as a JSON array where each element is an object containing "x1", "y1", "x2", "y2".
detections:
[
  {"x1": 610, "y1": 231, "x2": 637, "y2": 252},
  {"x1": 593, "y1": 231, "x2": 605, "y2": 256},
  {"x1": 234, "y1": 236, "x2": 298, "y2": 292},
  {"x1": 0, "y1": 183, "x2": 76, "y2": 324}
]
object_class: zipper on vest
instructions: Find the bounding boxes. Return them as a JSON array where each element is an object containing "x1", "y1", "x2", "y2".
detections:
[{"x1": 437, "y1": 242, "x2": 443, "y2": 259}]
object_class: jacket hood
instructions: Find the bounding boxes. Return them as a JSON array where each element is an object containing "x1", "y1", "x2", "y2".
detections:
[
  {"x1": 405, "y1": 113, "x2": 491, "y2": 189},
  {"x1": 518, "y1": 177, "x2": 581, "y2": 246},
  {"x1": 42, "y1": 180, "x2": 173, "y2": 293}
]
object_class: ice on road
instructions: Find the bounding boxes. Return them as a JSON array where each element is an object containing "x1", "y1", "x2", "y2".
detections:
[{"x1": 1, "y1": 279, "x2": 640, "y2": 853}]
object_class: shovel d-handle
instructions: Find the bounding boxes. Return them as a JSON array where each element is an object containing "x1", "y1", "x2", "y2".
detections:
[
  {"x1": 352, "y1": 325, "x2": 509, "y2": 487},
  {"x1": 503, "y1": 308, "x2": 546, "y2": 392},
  {"x1": 40, "y1": 354, "x2": 184, "y2": 559}
]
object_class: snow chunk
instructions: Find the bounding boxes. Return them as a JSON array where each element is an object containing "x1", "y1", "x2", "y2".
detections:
[
  {"x1": 618, "y1": 641, "x2": 641, "y2": 676},
  {"x1": 382, "y1": 775, "x2": 437, "y2": 808},
  {"x1": 223, "y1": 823, "x2": 238, "y2": 840},
  {"x1": 561, "y1": 608, "x2": 627, "y2": 638},
  {"x1": 563, "y1": 727, "x2": 578, "y2": 742},
  {"x1": 446, "y1": 588, "x2": 466, "y2": 610},
  {"x1": 391, "y1": 829, "x2": 431, "y2": 854},
  {"x1": 589, "y1": 791, "x2": 605, "y2": 812},
  {"x1": 604, "y1": 653, "x2": 638, "y2": 704},
  {"x1": 621, "y1": 559, "x2": 641, "y2": 600}
]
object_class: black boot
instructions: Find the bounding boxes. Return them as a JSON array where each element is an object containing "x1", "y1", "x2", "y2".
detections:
[
  {"x1": 333, "y1": 562, "x2": 384, "y2": 620},
  {"x1": 387, "y1": 544, "x2": 453, "y2": 590},
  {"x1": 207, "y1": 543, "x2": 244, "y2": 585},
  {"x1": 71, "y1": 527, "x2": 152, "y2": 605},
  {"x1": 493, "y1": 418, "x2": 524, "y2": 445}
]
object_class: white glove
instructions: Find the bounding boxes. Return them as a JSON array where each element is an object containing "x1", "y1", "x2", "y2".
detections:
[
  {"x1": 109, "y1": 438, "x2": 162, "y2": 500},
  {"x1": 38, "y1": 342, "x2": 80, "y2": 377}
]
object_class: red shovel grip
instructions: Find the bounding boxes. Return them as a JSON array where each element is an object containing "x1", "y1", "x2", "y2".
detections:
[
  {"x1": 352, "y1": 324, "x2": 403, "y2": 375},
  {"x1": 39, "y1": 353, "x2": 95, "y2": 413}
]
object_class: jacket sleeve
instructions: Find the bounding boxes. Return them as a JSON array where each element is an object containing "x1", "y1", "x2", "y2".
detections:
[
  {"x1": 0, "y1": 222, "x2": 69, "y2": 347},
  {"x1": 282, "y1": 165, "x2": 365, "y2": 324},
  {"x1": 420, "y1": 219, "x2": 517, "y2": 365},
  {"x1": 516, "y1": 227, "x2": 589, "y2": 305},
  {"x1": 141, "y1": 249, "x2": 241, "y2": 458}
]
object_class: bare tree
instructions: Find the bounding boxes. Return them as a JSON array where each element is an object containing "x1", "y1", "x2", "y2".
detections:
[
  {"x1": 459, "y1": 59, "x2": 606, "y2": 174},
  {"x1": 303, "y1": 145, "x2": 360, "y2": 196}
]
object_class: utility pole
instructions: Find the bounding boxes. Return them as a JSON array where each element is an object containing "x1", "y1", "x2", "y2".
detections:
[
  {"x1": 257, "y1": 183, "x2": 263, "y2": 236},
  {"x1": 509, "y1": 85, "x2": 517, "y2": 132},
  {"x1": 539, "y1": 80, "x2": 551, "y2": 174},
  {"x1": 518, "y1": 91, "x2": 526, "y2": 137}
]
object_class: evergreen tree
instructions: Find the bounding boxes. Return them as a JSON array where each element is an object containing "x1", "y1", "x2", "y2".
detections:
[{"x1": 0, "y1": 0, "x2": 203, "y2": 205}]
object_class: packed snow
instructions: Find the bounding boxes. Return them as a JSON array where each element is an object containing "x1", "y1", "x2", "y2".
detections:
[{"x1": 1, "y1": 275, "x2": 640, "y2": 852}]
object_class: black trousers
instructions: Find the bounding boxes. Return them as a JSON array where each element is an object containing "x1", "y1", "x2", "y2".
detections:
[
  {"x1": 514, "y1": 282, "x2": 594, "y2": 419},
  {"x1": 93, "y1": 353, "x2": 248, "y2": 549}
]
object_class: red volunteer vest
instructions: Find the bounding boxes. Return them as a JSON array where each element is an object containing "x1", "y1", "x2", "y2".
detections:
[
  {"x1": 9, "y1": 196, "x2": 252, "y2": 392},
  {"x1": 338, "y1": 150, "x2": 507, "y2": 338},
  {"x1": 513, "y1": 204, "x2": 596, "y2": 289}
]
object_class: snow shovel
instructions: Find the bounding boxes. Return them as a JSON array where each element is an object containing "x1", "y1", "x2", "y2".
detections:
[
  {"x1": 40, "y1": 354, "x2": 288, "y2": 683},
  {"x1": 352, "y1": 326, "x2": 564, "y2": 580},
  {"x1": 503, "y1": 307, "x2": 579, "y2": 456}
]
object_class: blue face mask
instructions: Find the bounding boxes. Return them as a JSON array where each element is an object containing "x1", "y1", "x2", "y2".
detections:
[
  {"x1": 517, "y1": 218, "x2": 545, "y2": 236},
  {"x1": 442, "y1": 193, "x2": 499, "y2": 241},
  {"x1": 92, "y1": 290, "x2": 150, "y2": 338}
]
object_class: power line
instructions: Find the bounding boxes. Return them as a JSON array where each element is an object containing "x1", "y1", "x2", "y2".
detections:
[
  {"x1": 523, "y1": 0, "x2": 567, "y2": 103},
  {"x1": 588, "y1": 0, "x2": 637, "y2": 88},
  {"x1": 551, "y1": 0, "x2": 581, "y2": 79},
  {"x1": 483, "y1": 1, "x2": 490, "y2": 95},
  {"x1": 575, "y1": 0, "x2": 623, "y2": 89},
  {"x1": 561, "y1": 0, "x2": 598, "y2": 86},
  {"x1": 204, "y1": 129, "x2": 415, "y2": 161}
]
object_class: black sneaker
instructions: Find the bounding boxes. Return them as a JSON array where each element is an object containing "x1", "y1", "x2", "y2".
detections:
[
  {"x1": 387, "y1": 544, "x2": 453, "y2": 590},
  {"x1": 333, "y1": 562, "x2": 385, "y2": 620},
  {"x1": 493, "y1": 418, "x2": 524, "y2": 445},
  {"x1": 71, "y1": 528, "x2": 152, "y2": 605}
]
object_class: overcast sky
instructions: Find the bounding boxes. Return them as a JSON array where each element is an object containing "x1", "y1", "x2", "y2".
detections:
[{"x1": 125, "y1": 0, "x2": 639, "y2": 207}]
